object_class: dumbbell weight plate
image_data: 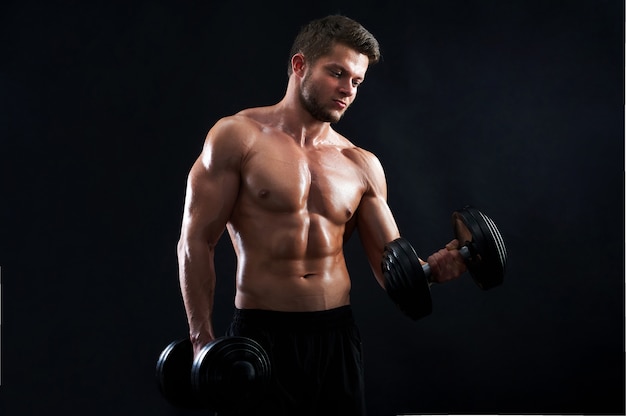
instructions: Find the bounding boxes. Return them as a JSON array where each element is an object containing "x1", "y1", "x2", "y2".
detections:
[
  {"x1": 382, "y1": 237, "x2": 432, "y2": 320},
  {"x1": 452, "y1": 206, "x2": 507, "y2": 290},
  {"x1": 192, "y1": 336, "x2": 271, "y2": 413},
  {"x1": 156, "y1": 339, "x2": 204, "y2": 409}
]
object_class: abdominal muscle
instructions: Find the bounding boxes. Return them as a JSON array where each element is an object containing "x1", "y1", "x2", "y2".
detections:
[{"x1": 229, "y1": 210, "x2": 353, "y2": 312}]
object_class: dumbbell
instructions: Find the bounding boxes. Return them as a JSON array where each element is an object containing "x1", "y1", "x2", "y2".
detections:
[
  {"x1": 382, "y1": 206, "x2": 507, "y2": 320},
  {"x1": 156, "y1": 336, "x2": 271, "y2": 412}
]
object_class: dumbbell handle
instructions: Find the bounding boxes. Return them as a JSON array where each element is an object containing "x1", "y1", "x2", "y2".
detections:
[{"x1": 422, "y1": 245, "x2": 471, "y2": 283}]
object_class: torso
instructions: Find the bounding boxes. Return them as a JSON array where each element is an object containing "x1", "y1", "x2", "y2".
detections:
[{"x1": 226, "y1": 108, "x2": 370, "y2": 311}]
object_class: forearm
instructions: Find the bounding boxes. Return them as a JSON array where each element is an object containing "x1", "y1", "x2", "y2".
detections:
[{"x1": 177, "y1": 238, "x2": 217, "y2": 352}]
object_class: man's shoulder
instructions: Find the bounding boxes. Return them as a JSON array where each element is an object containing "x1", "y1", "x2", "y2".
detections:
[
  {"x1": 211, "y1": 111, "x2": 261, "y2": 133},
  {"x1": 204, "y1": 109, "x2": 265, "y2": 146},
  {"x1": 332, "y1": 135, "x2": 385, "y2": 184},
  {"x1": 209, "y1": 106, "x2": 276, "y2": 139},
  {"x1": 235, "y1": 106, "x2": 273, "y2": 121},
  {"x1": 335, "y1": 136, "x2": 380, "y2": 168}
]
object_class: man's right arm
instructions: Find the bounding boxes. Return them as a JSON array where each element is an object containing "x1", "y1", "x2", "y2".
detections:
[{"x1": 177, "y1": 117, "x2": 244, "y2": 358}]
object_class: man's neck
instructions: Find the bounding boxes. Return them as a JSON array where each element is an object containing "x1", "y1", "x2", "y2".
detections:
[{"x1": 274, "y1": 94, "x2": 332, "y2": 147}]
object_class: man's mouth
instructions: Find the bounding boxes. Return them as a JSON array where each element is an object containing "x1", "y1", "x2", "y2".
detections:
[{"x1": 333, "y1": 99, "x2": 347, "y2": 109}]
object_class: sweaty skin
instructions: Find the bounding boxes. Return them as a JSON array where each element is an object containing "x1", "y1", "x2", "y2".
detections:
[{"x1": 177, "y1": 43, "x2": 466, "y2": 357}]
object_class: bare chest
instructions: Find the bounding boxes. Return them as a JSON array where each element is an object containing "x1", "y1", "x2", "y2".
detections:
[{"x1": 241, "y1": 143, "x2": 365, "y2": 222}]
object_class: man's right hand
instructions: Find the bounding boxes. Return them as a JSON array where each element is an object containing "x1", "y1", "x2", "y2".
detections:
[{"x1": 191, "y1": 334, "x2": 215, "y2": 360}]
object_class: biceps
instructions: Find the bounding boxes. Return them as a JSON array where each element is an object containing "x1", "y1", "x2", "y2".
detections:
[{"x1": 357, "y1": 195, "x2": 400, "y2": 257}]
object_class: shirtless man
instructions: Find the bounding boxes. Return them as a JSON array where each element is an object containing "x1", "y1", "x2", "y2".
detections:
[{"x1": 177, "y1": 15, "x2": 466, "y2": 415}]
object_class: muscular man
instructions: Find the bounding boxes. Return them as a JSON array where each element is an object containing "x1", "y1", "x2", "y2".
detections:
[{"x1": 177, "y1": 15, "x2": 466, "y2": 415}]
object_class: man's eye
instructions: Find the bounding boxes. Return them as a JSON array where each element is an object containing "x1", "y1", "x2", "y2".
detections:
[{"x1": 331, "y1": 71, "x2": 342, "y2": 77}]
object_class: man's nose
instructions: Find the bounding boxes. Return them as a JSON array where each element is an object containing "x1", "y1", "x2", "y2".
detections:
[{"x1": 338, "y1": 79, "x2": 356, "y2": 96}]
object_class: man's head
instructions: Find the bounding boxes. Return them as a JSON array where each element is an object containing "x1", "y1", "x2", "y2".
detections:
[{"x1": 287, "y1": 15, "x2": 380, "y2": 78}]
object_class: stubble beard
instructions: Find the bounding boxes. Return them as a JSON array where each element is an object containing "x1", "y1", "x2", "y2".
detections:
[{"x1": 299, "y1": 73, "x2": 345, "y2": 124}]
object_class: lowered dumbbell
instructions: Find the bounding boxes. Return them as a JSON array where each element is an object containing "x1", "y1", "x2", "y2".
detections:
[
  {"x1": 382, "y1": 206, "x2": 507, "y2": 320},
  {"x1": 156, "y1": 336, "x2": 271, "y2": 412}
]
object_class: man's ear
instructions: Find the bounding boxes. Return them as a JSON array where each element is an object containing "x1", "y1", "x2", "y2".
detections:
[{"x1": 291, "y1": 53, "x2": 306, "y2": 77}]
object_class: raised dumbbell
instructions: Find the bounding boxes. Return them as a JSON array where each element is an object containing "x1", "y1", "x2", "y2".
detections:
[
  {"x1": 156, "y1": 336, "x2": 271, "y2": 412},
  {"x1": 382, "y1": 205, "x2": 507, "y2": 320}
]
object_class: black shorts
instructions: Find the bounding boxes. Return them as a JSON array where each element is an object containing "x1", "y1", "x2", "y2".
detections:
[{"x1": 221, "y1": 306, "x2": 366, "y2": 416}]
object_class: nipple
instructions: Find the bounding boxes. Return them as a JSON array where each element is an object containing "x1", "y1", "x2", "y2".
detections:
[{"x1": 258, "y1": 189, "x2": 270, "y2": 199}]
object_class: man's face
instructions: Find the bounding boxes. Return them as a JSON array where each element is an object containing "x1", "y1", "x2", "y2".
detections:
[{"x1": 298, "y1": 43, "x2": 369, "y2": 123}]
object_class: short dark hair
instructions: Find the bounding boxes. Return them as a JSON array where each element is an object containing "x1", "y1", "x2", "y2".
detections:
[{"x1": 287, "y1": 15, "x2": 381, "y2": 77}]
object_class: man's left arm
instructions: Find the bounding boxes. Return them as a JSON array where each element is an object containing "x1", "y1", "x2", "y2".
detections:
[
  {"x1": 353, "y1": 151, "x2": 400, "y2": 288},
  {"x1": 355, "y1": 151, "x2": 466, "y2": 287}
]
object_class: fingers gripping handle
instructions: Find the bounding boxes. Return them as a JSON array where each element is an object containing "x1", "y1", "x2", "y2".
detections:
[{"x1": 421, "y1": 245, "x2": 471, "y2": 283}]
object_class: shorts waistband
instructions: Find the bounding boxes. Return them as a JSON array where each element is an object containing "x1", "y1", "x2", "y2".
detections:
[{"x1": 231, "y1": 305, "x2": 354, "y2": 331}]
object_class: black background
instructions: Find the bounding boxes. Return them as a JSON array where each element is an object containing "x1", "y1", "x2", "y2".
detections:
[{"x1": 1, "y1": 0, "x2": 624, "y2": 415}]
